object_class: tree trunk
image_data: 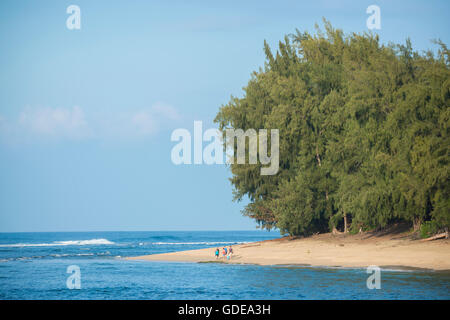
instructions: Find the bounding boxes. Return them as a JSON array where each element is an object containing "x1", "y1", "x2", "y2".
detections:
[
  {"x1": 315, "y1": 146, "x2": 321, "y2": 167},
  {"x1": 344, "y1": 213, "x2": 348, "y2": 233},
  {"x1": 332, "y1": 227, "x2": 342, "y2": 235},
  {"x1": 413, "y1": 217, "x2": 421, "y2": 231},
  {"x1": 420, "y1": 232, "x2": 448, "y2": 242}
]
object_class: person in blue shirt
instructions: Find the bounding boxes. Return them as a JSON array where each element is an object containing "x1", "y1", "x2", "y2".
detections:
[{"x1": 214, "y1": 248, "x2": 219, "y2": 259}]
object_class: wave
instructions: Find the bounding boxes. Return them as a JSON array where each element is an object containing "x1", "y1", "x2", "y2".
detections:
[
  {"x1": 151, "y1": 241, "x2": 249, "y2": 245},
  {"x1": 0, "y1": 252, "x2": 112, "y2": 262},
  {"x1": 0, "y1": 238, "x2": 114, "y2": 248}
]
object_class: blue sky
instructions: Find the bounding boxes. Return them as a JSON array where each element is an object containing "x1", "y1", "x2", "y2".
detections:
[{"x1": 0, "y1": 0, "x2": 449, "y2": 232}]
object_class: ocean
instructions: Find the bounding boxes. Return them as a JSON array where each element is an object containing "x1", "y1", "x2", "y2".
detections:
[{"x1": 0, "y1": 231, "x2": 448, "y2": 300}]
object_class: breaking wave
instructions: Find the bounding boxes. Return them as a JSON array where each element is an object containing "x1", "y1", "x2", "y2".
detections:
[
  {"x1": 151, "y1": 241, "x2": 248, "y2": 245},
  {"x1": 0, "y1": 239, "x2": 114, "y2": 248}
]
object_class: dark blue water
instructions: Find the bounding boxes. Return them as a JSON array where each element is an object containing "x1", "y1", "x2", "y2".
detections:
[{"x1": 0, "y1": 231, "x2": 449, "y2": 299}]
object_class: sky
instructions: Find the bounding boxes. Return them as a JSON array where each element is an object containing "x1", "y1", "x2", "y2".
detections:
[{"x1": 0, "y1": 0, "x2": 449, "y2": 232}]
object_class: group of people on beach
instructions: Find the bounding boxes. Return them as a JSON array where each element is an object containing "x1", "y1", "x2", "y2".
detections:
[{"x1": 215, "y1": 246, "x2": 233, "y2": 260}]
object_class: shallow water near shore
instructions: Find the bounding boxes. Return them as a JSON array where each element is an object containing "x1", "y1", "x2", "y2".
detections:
[{"x1": 0, "y1": 231, "x2": 449, "y2": 299}]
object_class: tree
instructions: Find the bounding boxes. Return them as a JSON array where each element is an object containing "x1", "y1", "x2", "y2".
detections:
[{"x1": 215, "y1": 20, "x2": 450, "y2": 236}]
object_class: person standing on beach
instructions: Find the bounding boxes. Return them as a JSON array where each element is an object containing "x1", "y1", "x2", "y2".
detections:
[
  {"x1": 215, "y1": 248, "x2": 220, "y2": 259},
  {"x1": 222, "y1": 247, "x2": 227, "y2": 258},
  {"x1": 228, "y1": 246, "x2": 233, "y2": 259}
]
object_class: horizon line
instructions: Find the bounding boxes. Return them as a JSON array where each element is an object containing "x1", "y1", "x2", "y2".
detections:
[{"x1": 0, "y1": 229, "x2": 279, "y2": 234}]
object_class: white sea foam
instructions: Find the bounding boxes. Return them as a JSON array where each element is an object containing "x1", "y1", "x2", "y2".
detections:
[
  {"x1": 151, "y1": 241, "x2": 249, "y2": 245},
  {"x1": 50, "y1": 253, "x2": 96, "y2": 257},
  {"x1": 0, "y1": 238, "x2": 114, "y2": 248}
]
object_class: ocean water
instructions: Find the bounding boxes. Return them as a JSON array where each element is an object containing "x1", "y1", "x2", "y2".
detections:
[{"x1": 0, "y1": 231, "x2": 448, "y2": 300}]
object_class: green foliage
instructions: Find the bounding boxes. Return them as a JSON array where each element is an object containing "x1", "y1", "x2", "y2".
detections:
[
  {"x1": 420, "y1": 221, "x2": 441, "y2": 238},
  {"x1": 214, "y1": 20, "x2": 450, "y2": 236}
]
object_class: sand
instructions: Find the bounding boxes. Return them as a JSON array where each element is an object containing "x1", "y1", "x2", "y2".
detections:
[{"x1": 126, "y1": 231, "x2": 450, "y2": 271}]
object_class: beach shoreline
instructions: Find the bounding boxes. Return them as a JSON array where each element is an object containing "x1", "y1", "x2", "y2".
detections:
[{"x1": 127, "y1": 231, "x2": 450, "y2": 271}]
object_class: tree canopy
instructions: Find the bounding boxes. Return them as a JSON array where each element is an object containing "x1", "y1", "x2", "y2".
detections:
[{"x1": 214, "y1": 21, "x2": 449, "y2": 237}]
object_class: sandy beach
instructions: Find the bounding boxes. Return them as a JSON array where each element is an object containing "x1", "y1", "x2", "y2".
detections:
[{"x1": 127, "y1": 230, "x2": 450, "y2": 271}]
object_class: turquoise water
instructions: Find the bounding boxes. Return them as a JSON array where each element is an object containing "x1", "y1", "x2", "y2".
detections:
[{"x1": 0, "y1": 231, "x2": 449, "y2": 299}]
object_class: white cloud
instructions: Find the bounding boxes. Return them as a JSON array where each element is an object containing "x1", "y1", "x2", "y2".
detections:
[
  {"x1": 18, "y1": 106, "x2": 90, "y2": 139},
  {"x1": 131, "y1": 110, "x2": 158, "y2": 135},
  {"x1": 151, "y1": 102, "x2": 181, "y2": 121},
  {"x1": 99, "y1": 103, "x2": 181, "y2": 139},
  {"x1": 0, "y1": 103, "x2": 181, "y2": 143}
]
